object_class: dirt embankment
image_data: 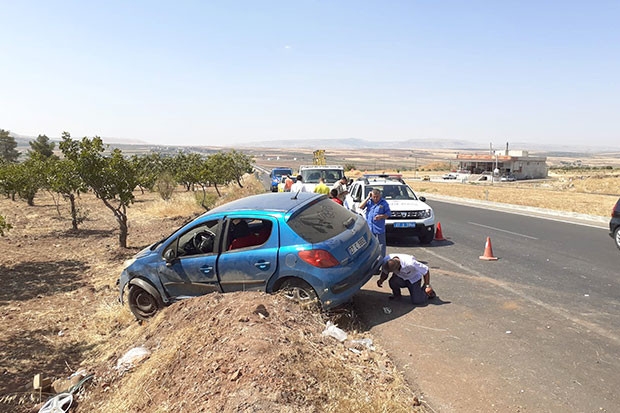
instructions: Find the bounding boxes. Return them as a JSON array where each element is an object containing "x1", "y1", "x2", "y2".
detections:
[{"x1": 0, "y1": 177, "x2": 428, "y2": 413}]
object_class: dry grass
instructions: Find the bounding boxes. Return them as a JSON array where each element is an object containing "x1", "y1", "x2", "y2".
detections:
[{"x1": 408, "y1": 173, "x2": 619, "y2": 217}]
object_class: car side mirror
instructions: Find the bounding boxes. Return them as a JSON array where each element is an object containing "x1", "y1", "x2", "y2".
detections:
[
  {"x1": 163, "y1": 248, "x2": 177, "y2": 264},
  {"x1": 419, "y1": 196, "x2": 426, "y2": 202}
]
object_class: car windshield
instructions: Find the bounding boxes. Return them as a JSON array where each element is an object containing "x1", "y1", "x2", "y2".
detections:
[
  {"x1": 364, "y1": 185, "x2": 418, "y2": 200},
  {"x1": 301, "y1": 169, "x2": 344, "y2": 184},
  {"x1": 273, "y1": 168, "x2": 292, "y2": 177},
  {"x1": 287, "y1": 198, "x2": 356, "y2": 243}
]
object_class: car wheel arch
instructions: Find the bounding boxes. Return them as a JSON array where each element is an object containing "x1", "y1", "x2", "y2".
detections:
[
  {"x1": 614, "y1": 226, "x2": 620, "y2": 251},
  {"x1": 272, "y1": 277, "x2": 320, "y2": 309},
  {"x1": 127, "y1": 278, "x2": 166, "y2": 320}
]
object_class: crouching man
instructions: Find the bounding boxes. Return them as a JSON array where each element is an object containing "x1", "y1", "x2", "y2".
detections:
[{"x1": 377, "y1": 254, "x2": 436, "y2": 304}]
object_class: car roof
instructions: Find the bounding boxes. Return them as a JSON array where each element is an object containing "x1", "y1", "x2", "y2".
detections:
[
  {"x1": 360, "y1": 174, "x2": 405, "y2": 184},
  {"x1": 207, "y1": 192, "x2": 323, "y2": 215}
]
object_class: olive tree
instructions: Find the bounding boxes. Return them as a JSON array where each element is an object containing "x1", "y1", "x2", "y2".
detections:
[
  {"x1": 47, "y1": 156, "x2": 88, "y2": 230},
  {"x1": 60, "y1": 135, "x2": 138, "y2": 248}
]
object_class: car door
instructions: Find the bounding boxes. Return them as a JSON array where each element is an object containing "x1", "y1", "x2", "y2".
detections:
[
  {"x1": 346, "y1": 183, "x2": 363, "y2": 214},
  {"x1": 217, "y1": 216, "x2": 278, "y2": 292},
  {"x1": 157, "y1": 218, "x2": 223, "y2": 298}
]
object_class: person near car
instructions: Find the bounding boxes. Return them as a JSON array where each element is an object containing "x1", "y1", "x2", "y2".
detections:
[
  {"x1": 314, "y1": 177, "x2": 330, "y2": 195},
  {"x1": 331, "y1": 176, "x2": 349, "y2": 202},
  {"x1": 284, "y1": 175, "x2": 294, "y2": 192},
  {"x1": 359, "y1": 188, "x2": 390, "y2": 257},
  {"x1": 330, "y1": 188, "x2": 344, "y2": 206},
  {"x1": 377, "y1": 253, "x2": 436, "y2": 304},
  {"x1": 291, "y1": 174, "x2": 307, "y2": 193}
]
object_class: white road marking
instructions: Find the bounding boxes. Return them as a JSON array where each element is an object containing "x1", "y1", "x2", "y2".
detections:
[
  {"x1": 421, "y1": 247, "x2": 620, "y2": 345},
  {"x1": 468, "y1": 221, "x2": 538, "y2": 239}
]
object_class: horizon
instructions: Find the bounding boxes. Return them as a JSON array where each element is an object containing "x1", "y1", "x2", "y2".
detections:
[{"x1": 2, "y1": 1, "x2": 619, "y2": 149}]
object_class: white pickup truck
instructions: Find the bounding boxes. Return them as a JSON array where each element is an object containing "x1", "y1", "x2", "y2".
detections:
[{"x1": 298, "y1": 165, "x2": 345, "y2": 192}]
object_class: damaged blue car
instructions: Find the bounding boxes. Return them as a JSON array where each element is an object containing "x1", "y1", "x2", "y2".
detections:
[{"x1": 119, "y1": 192, "x2": 383, "y2": 320}]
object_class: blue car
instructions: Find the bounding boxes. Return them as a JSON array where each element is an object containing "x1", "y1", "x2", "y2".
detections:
[
  {"x1": 119, "y1": 192, "x2": 383, "y2": 320},
  {"x1": 270, "y1": 167, "x2": 293, "y2": 192}
]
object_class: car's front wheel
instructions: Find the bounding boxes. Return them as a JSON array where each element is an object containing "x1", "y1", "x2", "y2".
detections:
[
  {"x1": 614, "y1": 227, "x2": 620, "y2": 251},
  {"x1": 128, "y1": 284, "x2": 163, "y2": 320},
  {"x1": 277, "y1": 279, "x2": 319, "y2": 310},
  {"x1": 419, "y1": 226, "x2": 434, "y2": 244}
]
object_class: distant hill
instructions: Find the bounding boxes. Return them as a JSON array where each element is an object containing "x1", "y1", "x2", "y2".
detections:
[
  {"x1": 9, "y1": 131, "x2": 620, "y2": 155},
  {"x1": 236, "y1": 137, "x2": 620, "y2": 153}
]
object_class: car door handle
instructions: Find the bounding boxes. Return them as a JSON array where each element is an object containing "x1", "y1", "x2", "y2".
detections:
[
  {"x1": 254, "y1": 261, "x2": 270, "y2": 270},
  {"x1": 200, "y1": 265, "x2": 213, "y2": 275}
]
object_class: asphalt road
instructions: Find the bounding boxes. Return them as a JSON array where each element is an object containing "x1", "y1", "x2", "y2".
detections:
[{"x1": 355, "y1": 200, "x2": 620, "y2": 412}]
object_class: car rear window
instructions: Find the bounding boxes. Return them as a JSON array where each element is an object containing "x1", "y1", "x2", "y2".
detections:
[{"x1": 287, "y1": 198, "x2": 356, "y2": 243}]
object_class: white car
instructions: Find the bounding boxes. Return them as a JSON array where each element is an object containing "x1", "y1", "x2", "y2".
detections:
[
  {"x1": 442, "y1": 173, "x2": 458, "y2": 180},
  {"x1": 345, "y1": 174, "x2": 435, "y2": 244}
]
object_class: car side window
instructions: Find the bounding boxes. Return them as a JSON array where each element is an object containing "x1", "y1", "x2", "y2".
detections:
[
  {"x1": 173, "y1": 219, "x2": 220, "y2": 258},
  {"x1": 226, "y1": 218, "x2": 273, "y2": 251},
  {"x1": 353, "y1": 184, "x2": 362, "y2": 201}
]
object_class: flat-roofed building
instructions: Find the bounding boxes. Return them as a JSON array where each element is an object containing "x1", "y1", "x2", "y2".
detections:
[{"x1": 456, "y1": 144, "x2": 547, "y2": 180}]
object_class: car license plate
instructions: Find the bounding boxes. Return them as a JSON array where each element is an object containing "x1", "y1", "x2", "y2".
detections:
[
  {"x1": 394, "y1": 222, "x2": 416, "y2": 228},
  {"x1": 348, "y1": 237, "x2": 367, "y2": 255}
]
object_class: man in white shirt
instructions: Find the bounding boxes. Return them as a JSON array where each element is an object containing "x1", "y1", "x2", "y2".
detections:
[
  {"x1": 377, "y1": 253, "x2": 436, "y2": 304},
  {"x1": 290, "y1": 174, "x2": 307, "y2": 193}
]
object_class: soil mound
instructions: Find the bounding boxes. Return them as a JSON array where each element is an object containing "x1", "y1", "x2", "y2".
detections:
[{"x1": 73, "y1": 292, "x2": 422, "y2": 412}]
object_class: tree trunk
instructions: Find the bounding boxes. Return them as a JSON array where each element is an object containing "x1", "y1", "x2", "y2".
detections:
[
  {"x1": 101, "y1": 199, "x2": 129, "y2": 248},
  {"x1": 69, "y1": 193, "x2": 78, "y2": 230},
  {"x1": 117, "y1": 205, "x2": 129, "y2": 248},
  {"x1": 214, "y1": 184, "x2": 221, "y2": 197}
]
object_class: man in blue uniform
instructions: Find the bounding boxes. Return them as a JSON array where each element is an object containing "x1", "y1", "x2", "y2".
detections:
[{"x1": 359, "y1": 188, "x2": 391, "y2": 257}]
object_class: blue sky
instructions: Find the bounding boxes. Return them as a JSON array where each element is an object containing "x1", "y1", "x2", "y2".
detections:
[{"x1": 1, "y1": 1, "x2": 619, "y2": 148}]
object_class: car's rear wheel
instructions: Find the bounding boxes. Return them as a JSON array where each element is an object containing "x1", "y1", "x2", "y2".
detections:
[
  {"x1": 128, "y1": 284, "x2": 163, "y2": 320},
  {"x1": 277, "y1": 279, "x2": 319, "y2": 310},
  {"x1": 419, "y1": 226, "x2": 434, "y2": 244},
  {"x1": 614, "y1": 227, "x2": 620, "y2": 251}
]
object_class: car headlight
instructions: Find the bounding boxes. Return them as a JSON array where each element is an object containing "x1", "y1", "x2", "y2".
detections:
[{"x1": 122, "y1": 258, "x2": 136, "y2": 270}]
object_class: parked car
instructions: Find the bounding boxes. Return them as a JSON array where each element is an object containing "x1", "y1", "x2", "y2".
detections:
[
  {"x1": 442, "y1": 173, "x2": 458, "y2": 180},
  {"x1": 610, "y1": 198, "x2": 620, "y2": 251},
  {"x1": 500, "y1": 174, "x2": 516, "y2": 182},
  {"x1": 270, "y1": 167, "x2": 293, "y2": 192},
  {"x1": 119, "y1": 192, "x2": 383, "y2": 320},
  {"x1": 345, "y1": 174, "x2": 435, "y2": 244}
]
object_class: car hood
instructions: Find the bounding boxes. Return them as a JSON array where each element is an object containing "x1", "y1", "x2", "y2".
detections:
[
  {"x1": 134, "y1": 243, "x2": 157, "y2": 259},
  {"x1": 386, "y1": 199, "x2": 430, "y2": 210}
]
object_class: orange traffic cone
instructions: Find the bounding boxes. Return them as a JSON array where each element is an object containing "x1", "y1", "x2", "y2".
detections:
[
  {"x1": 434, "y1": 222, "x2": 446, "y2": 241},
  {"x1": 479, "y1": 237, "x2": 498, "y2": 260}
]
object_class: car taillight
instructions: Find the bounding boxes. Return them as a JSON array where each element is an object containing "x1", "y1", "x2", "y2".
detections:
[{"x1": 298, "y1": 249, "x2": 339, "y2": 268}]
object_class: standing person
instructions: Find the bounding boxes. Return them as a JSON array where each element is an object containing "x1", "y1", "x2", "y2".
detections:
[
  {"x1": 359, "y1": 188, "x2": 390, "y2": 257},
  {"x1": 291, "y1": 174, "x2": 306, "y2": 193},
  {"x1": 331, "y1": 176, "x2": 349, "y2": 202},
  {"x1": 314, "y1": 177, "x2": 330, "y2": 195},
  {"x1": 330, "y1": 188, "x2": 344, "y2": 205},
  {"x1": 377, "y1": 254, "x2": 436, "y2": 304},
  {"x1": 284, "y1": 175, "x2": 294, "y2": 192}
]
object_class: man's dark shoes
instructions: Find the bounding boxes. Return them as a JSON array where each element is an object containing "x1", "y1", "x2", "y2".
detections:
[{"x1": 388, "y1": 294, "x2": 401, "y2": 300}]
